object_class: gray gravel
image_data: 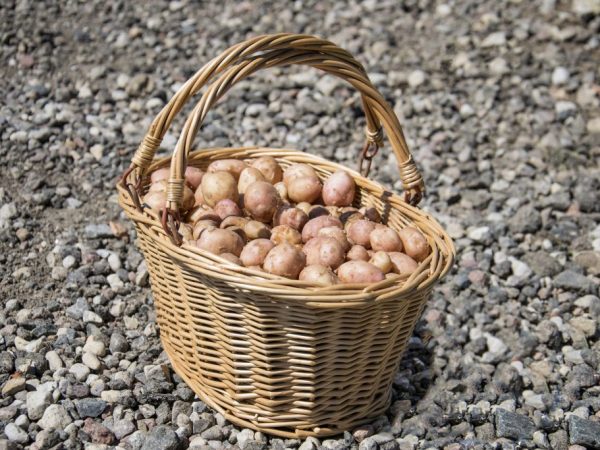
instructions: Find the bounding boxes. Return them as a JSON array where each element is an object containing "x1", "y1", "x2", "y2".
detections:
[{"x1": 1, "y1": 0, "x2": 599, "y2": 449}]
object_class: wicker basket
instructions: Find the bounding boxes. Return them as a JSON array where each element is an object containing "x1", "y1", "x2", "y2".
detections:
[{"x1": 117, "y1": 33, "x2": 454, "y2": 438}]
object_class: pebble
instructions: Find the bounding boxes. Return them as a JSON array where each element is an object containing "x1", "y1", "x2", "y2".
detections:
[
  {"x1": 408, "y1": 70, "x2": 426, "y2": 87},
  {"x1": 82, "y1": 352, "x2": 102, "y2": 371},
  {"x1": 26, "y1": 390, "x2": 51, "y2": 420},
  {"x1": 551, "y1": 67, "x2": 570, "y2": 85},
  {"x1": 107, "y1": 273, "x2": 124, "y2": 289},
  {"x1": 4, "y1": 422, "x2": 28, "y2": 444},
  {"x1": 38, "y1": 404, "x2": 72, "y2": 430},
  {"x1": 495, "y1": 409, "x2": 535, "y2": 440},
  {"x1": 70, "y1": 363, "x2": 91, "y2": 381},
  {"x1": 76, "y1": 398, "x2": 107, "y2": 418},
  {"x1": 83, "y1": 310, "x2": 104, "y2": 324},
  {"x1": 1, "y1": 377, "x2": 26, "y2": 396},
  {"x1": 143, "y1": 425, "x2": 181, "y2": 450},
  {"x1": 569, "y1": 416, "x2": 600, "y2": 448},
  {"x1": 45, "y1": 351, "x2": 64, "y2": 370},
  {"x1": 83, "y1": 335, "x2": 107, "y2": 356}
]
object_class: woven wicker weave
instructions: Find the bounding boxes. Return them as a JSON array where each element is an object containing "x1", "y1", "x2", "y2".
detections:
[{"x1": 117, "y1": 33, "x2": 454, "y2": 438}]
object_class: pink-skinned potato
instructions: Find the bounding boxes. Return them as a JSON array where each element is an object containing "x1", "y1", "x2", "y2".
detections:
[
  {"x1": 238, "y1": 167, "x2": 265, "y2": 194},
  {"x1": 244, "y1": 220, "x2": 271, "y2": 240},
  {"x1": 243, "y1": 181, "x2": 281, "y2": 223},
  {"x1": 336, "y1": 261, "x2": 385, "y2": 284},
  {"x1": 273, "y1": 206, "x2": 308, "y2": 231},
  {"x1": 369, "y1": 251, "x2": 393, "y2": 274},
  {"x1": 299, "y1": 265, "x2": 339, "y2": 285},
  {"x1": 252, "y1": 156, "x2": 283, "y2": 184},
  {"x1": 192, "y1": 220, "x2": 218, "y2": 240},
  {"x1": 196, "y1": 228, "x2": 244, "y2": 256},
  {"x1": 185, "y1": 166, "x2": 204, "y2": 190},
  {"x1": 287, "y1": 176, "x2": 322, "y2": 204},
  {"x1": 318, "y1": 226, "x2": 351, "y2": 252},
  {"x1": 398, "y1": 227, "x2": 430, "y2": 262},
  {"x1": 270, "y1": 225, "x2": 302, "y2": 245},
  {"x1": 369, "y1": 226, "x2": 404, "y2": 252},
  {"x1": 143, "y1": 190, "x2": 167, "y2": 214},
  {"x1": 322, "y1": 170, "x2": 356, "y2": 207},
  {"x1": 346, "y1": 219, "x2": 377, "y2": 248},
  {"x1": 283, "y1": 164, "x2": 318, "y2": 186},
  {"x1": 214, "y1": 199, "x2": 242, "y2": 220},
  {"x1": 303, "y1": 237, "x2": 345, "y2": 269},
  {"x1": 388, "y1": 252, "x2": 418, "y2": 275},
  {"x1": 263, "y1": 243, "x2": 306, "y2": 279},
  {"x1": 240, "y1": 239, "x2": 274, "y2": 267},
  {"x1": 207, "y1": 159, "x2": 247, "y2": 180},
  {"x1": 200, "y1": 171, "x2": 238, "y2": 207},
  {"x1": 301, "y1": 216, "x2": 343, "y2": 243},
  {"x1": 346, "y1": 245, "x2": 369, "y2": 261},
  {"x1": 220, "y1": 253, "x2": 241, "y2": 265}
]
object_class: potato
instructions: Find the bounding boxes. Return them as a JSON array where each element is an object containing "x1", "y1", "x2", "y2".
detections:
[
  {"x1": 214, "y1": 199, "x2": 242, "y2": 220},
  {"x1": 301, "y1": 216, "x2": 343, "y2": 243},
  {"x1": 207, "y1": 159, "x2": 247, "y2": 180},
  {"x1": 346, "y1": 245, "x2": 369, "y2": 262},
  {"x1": 318, "y1": 227, "x2": 351, "y2": 252},
  {"x1": 299, "y1": 265, "x2": 339, "y2": 285},
  {"x1": 178, "y1": 223, "x2": 194, "y2": 242},
  {"x1": 148, "y1": 180, "x2": 195, "y2": 211},
  {"x1": 263, "y1": 243, "x2": 306, "y2": 279},
  {"x1": 185, "y1": 166, "x2": 204, "y2": 190},
  {"x1": 337, "y1": 261, "x2": 385, "y2": 284},
  {"x1": 322, "y1": 170, "x2": 356, "y2": 207},
  {"x1": 370, "y1": 227, "x2": 404, "y2": 252},
  {"x1": 240, "y1": 239, "x2": 274, "y2": 267},
  {"x1": 201, "y1": 171, "x2": 238, "y2": 207},
  {"x1": 398, "y1": 227, "x2": 430, "y2": 262},
  {"x1": 274, "y1": 206, "x2": 308, "y2": 231},
  {"x1": 196, "y1": 228, "x2": 244, "y2": 256},
  {"x1": 150, "y1": 167, "x2": 169, "y2": 184},
  {"x1": 244, "y1": 220, "x2": 271, "y2": 240},
  {"x1": 252, "y1": 156, "x2": 283, "y2": 184},
  {"x1": 143, "y1": 190, "x2": 166, "y2": 213},
  {"x1": 287, "y1": 176, "x2": 322, "y2": 204},
  {"x1": 303, "y1": 237, "x2": 345, "y2": 269},
  {"x1": 346, "y1": 219, "x2": 377, "y2": 248},
  {"x1": 308, "y1": 205, "x2": 330, "y2": 220},
  {"x1": 220, "y1": 253, "x2": 241, "y2": 265},
  {"x1": 238, "y1": 167, "x2": 265, "y2": 194},
  {"x1": 270, "y1": 225, "x2": 302, "y2": 245},
  {"x1": 388, "y1": 252, "x2": 418, "y2": 275},
  {"x1": 192, "y1": 220, "x2": 219, "y2": 240},
  {"x1": 283, "y1": 164, "x2": 318, "y2": 186},
  {"x1": 273, "y1": 182, "x2": 288, "y2": 202},
  {"x1": 227, "y1": 226, "x2": 247, "y2": 243},
  {"x1": 359, "y1": 206, "x2": 381, "y2": 223},
  {"x1": 220, "y1": 216, "x2": 249, "y2": 229},
  {"x1": 296, "y1": 202, "x2": 312, "y2": 215},
  {"x1": 369, "y1": 251, "x2": 393, "y2": 274},
  {"x1": 242, "y1": 181, "x2": 281, "y2": 223},
  {"x1": 194, "y1": 185, "x2": 205, "y2": 206},
  {"x1": 187, "y1": 206, "x2": 220, "y2": 224}
]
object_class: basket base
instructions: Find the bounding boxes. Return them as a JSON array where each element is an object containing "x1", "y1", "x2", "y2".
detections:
[{"x1": 161, "y1": 335, "x2": 390, "y2": 439}]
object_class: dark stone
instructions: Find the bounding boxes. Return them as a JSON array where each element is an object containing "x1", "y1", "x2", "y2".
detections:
[
  {"x1": 549, "y1": 429, "x2": 568, "y2": 450},
  {"x1": 200, "y1": 425, "x2": 225, "y2": 440},
  {"x1": 81, "y1": 418, "x2": 115, "y2": 445},
  {"x1": 495, "y1": 409, "x2": 534, "y2": 440},
  {"x1": 109, "y1": 332, "x2": 129, "y2": 353},
  {"x1": 142, "y1": 425, "x2": 181, "y2": 450},
  {"x1": 0, "y1": 352, "x2": 15, "y2": 374},
  {"x1": 523, "y1": 251, "x2": 562, "y2": 277},
  {"x1": 554, "y1": 270, "x2": 595, "y2": 293},
  {"x1": 509, "y1": 204, "x2": 541, "y2": 234},
  {"x1": 76, "y1": 399, "x2": 107, "y2": 418},
  {"x1": 569, "y1": 416, "x2": 600, "y2": 448}
]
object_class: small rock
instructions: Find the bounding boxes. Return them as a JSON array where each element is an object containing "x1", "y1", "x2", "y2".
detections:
[
  {"x1": 408, "y1": 70, "x2": 426, "y2": 87},
  {"x1": 111, "y1": 419, "x2": 136, "y2": 440},
  {"x1": 69, "y1": 363, "x2": 91, "y2": 381},
  {"x1": 200, "y1": 424, "x2": 224, "y2": 440},
  {"x1": 85, "y1": 224, "x2": 113, "y2": 239},
  {"x1": 572, "y1": 0, "x2": 600, "y2": 15},
  {"x1": 298, "y1": 437, "x2": 320, "y2": 450},
  {"x1": 2, "y1": 377, "x2": 26, "y2": 396},
  {"x1": 90, "y1": 144, "x2": 104, "y2": 160},
  {"x1": 523, "y1": 251, "x2": 562, "y2": 277},
  {"x1": 587, "y1": 117, "x2": 600, "y2": 134},
  {"x1": 495, "y1": 408, "x2": 534, "y2": 440},
  {"x1": 552, "y1": 67, "x2": 570, "y2": 85},
  {"x1": 569, "y1": 416, "x2": 600, "y2": 448},
  {"x1": 82, "y1": 418, "x2": 115, "y2": 445},
  {"x1": 76, "y1": 398, "x2": 107, "y2": 418},
  {"x1": 486, "y1": 334, "x2": 508, "y2": 356},
  {"x1": 82, "y1": 352, "x2": 102, "y2": 371},
  {"x1": 110, "y1": 332, "x2": 129, "y2": 353},
  {"x1": 143, "y1": 425, "x2": 181, "y2": 450},
  {"x1": 83, "y1": 335, "x2": 106, "y2": 357},
  {"x1": 4, "y1": 422, "x2": 28, "y2": 444},
  {"x1": 554, "y1": 270, "x2": 594, "y2": 293},
  {"x1": 45, "y1": 351, "x2": 63, "y2": 370},
  {"x1": 38, "y1": 404, "x2": 72, "y2": 430},
  {"x1": 359, "y1": 437, "x2": 378, "y2": 450},
  {"x1": 353, "y1": 425, "x2": 374, "y2": 442},
  {"x1": 83, "y1": 310, "x2": 103, "y2": 324},
  {"x1": 509, "y1": 204, "x2": 541, "y2": 234},
  {"x1": 107, "y1": 273, "x2": 124, "y2": 289},
  {"x1": 481, "y1": 31, "x2": 506, "y2": 47},
  {"x1": 27, "y1": 390, "x2": 51, "y2": 420}
]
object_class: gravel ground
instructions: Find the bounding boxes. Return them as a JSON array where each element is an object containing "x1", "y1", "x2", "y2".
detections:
[{"x1": 1, "y1": 0, "x2": 599, "y2": 449}]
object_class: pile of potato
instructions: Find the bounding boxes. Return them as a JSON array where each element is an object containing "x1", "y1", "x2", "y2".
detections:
[{"x1": 144, "y1": 157, "x2": 430, "y2": 286}]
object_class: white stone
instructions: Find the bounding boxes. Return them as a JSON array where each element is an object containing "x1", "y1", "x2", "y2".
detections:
[
  {"x1": 489, "y1": 57, "x2": 509, "y2": 75},
  {"x1": 83, "y1": 335, "x2": 106, "y2": 357},
  {"x1": 4, "y1": 422, "x2": 28, "y2": 443},
  {"x1": 587, "y1": 117, "x2": 600, "y2": 134},
  {"x1": 82, "y1": 352, "x2": 102, "y2": 371},
  {"x1": 69, "y1": 363, "x2": 90, "y2": 381},
  {"x1": 45, "y1": 351, "x2": 63, "y2": 371},
  {"x1": 14, "y1": 336, "x2": 44, "y2": 353},
  {"x1": 108, "y1": 253, "x2": 121, "y2": 272},
  {"x1": 26, "y1": 390, "x2": 51, "y2": 420},
  {"x1": 107, "y1": 273, "x2": 124, "y2": 290},
  {"x1": 467, "y1": 226, "x2": 490, "y2": 242},
  {"x1": 481, "y1": 31, "x2": 506, "y2": 47},
  {"x1": 407, "y1": 70, "x2": 426, "y2": 87},
  {"x1": 90, "y1": 144, "x2": 104, "y2": 161},
  {"x1": 38, "y1": 404, "x2": 72, "y2": 430},
  {"x1": 485, "y1": 333, "x2": 508, "y2": 355},
  {"x1": 572, "y1": 0, "x2": 600, "y2": 15},
  {"x1": 510, "y1": 258, "x2": 532, "y2": 279},
  {"x1": 83, "y1": 310, "x2": 103, "y2": 324},
  {"x1": 551, "y1": 67, "x2": 569, "y2": 85}
]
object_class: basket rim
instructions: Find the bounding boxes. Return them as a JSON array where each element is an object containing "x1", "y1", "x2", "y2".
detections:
[{"x1": 118, "y1": 146, "x2": 455, "y2": 306}]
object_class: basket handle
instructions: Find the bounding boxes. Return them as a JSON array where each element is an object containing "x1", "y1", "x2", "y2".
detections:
[
  {"x1": 163, "y1": 47, "x2": 424, "y2": 212},
  {"x1": 127, "y1": 33, "x2": 384, "y2": 175}
]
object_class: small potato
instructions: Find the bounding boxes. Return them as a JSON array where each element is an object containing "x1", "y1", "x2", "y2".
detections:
[
  {"x1": 178, "y1": 223, "x2": 194, "y2": 242},
  {"x1": 322, "y1": 170, "x2": 356, "y2": 207},
  {"x1": 398, "y1": 227, "x2": 430, "y2": 262},
  {"x1": 369, "y1": 227, "x2": 404, "y2": 252},
  {"x1": 214, "y1": 199, "x2": 242, "y2": 220},
  {"x1": 220, "y1": 253, "x2": 241, "y2": 265},
  {"x1": 207, "y1": 159, "x2": 247, "y2": 180},
  {"x1": 187, "y1": 206, "x2": 219, "y2": 224},
  {"x1": 240, "y1": 239, "x2": 274, "y2": 267},
  {"x1": 346, "y1": 219, "x2": 377, "y2": 248},
  {"x1": 197, "y1": 228, "x2": 244, "y2": 256},
  {"x1": 299, "y1": 265, "x2": 339, "y2": 286},
  {"x1": 318, "y1": 227, "x2": 351, "y2": 252},
  {"x1": 270, "y1": 225, "x2": 302, "y2": 245},
  {"x1": 369, "y1": 251, "x2": 393, "y2": 274},
  {"x1": 201, "y1": 171, "x2": 238, "y2": 207},
  {"x1": 283, "y1": 164, "x2": 318, "y2": 186},
  {"x1": 244, "y1": 220, "x2": 271, "y2": 240},
  {"x1": 301, "y1": 216, "x2": 343, "y2": 243},
  {"x1": 304, "y1": 237, "x2": 345, "y2": 269},
  {"x1": 388, "y1": 252, "x2": 418, "y2": 275},
  {"x1": 238, "y1": 167, "x2": 266, "y2": 194},
  {"x1": 227, "y1": 226, "x2": 247, "y2": 243},
  {"x1": 252, "y1": 156, "x2": 283, "y2": 184},
  {"x1": 273, "y1": 182, "x2": 288, "y2": 202},
  {"x1": 192, "y1": 220, "x2": 219, "y2": 240},
  {"x1": 296, "y1": 202, "x2": 312, "y2": 215},
  {"x1": 148, "y1": 180, "x2": 195, "y2": 211},
  {"x1": 194, "y1": 185, "x2": 205, "y2": 206},
  {"x1": 337, "y1": 261, "x2": 385, "y2": 284},
  {"x1": 274, "y1": 206, "x2": 308, "y2": 231},
  {"x1": 143, "y1": 190, "x2": 166, "y2": 213},
  {"x1": 287, "y1": 176, "x2": 322, "y2": 204},
  {"x1": 185, "y1": 166, "x2": 204, "y2": 190},
  {"x1": 308, "y1": 205, "x2": 330, "y2": 220},
  {"x1": 359, "y1": 206, "x2": 381, "y2": 223},
  {"x1": 243, "y1": 181, "x2": 281, "y2": 223},
  {"x1": 346, "y1": 245, "x2": 370, "y2": 262},
  {"x1": 263, "y1": 243, "x2": 306, "y2": 279},
  {"x1": 150, "y1": 167, "x2": 170, "y2": 184},
  {"x1": 221, "y1": 216, "x2": 249, "y2": 229}
]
